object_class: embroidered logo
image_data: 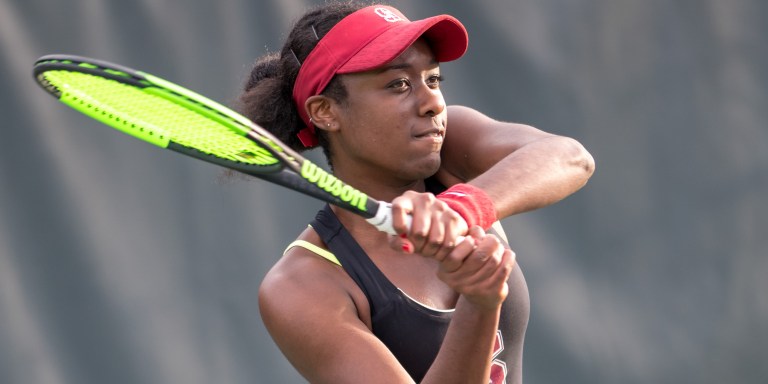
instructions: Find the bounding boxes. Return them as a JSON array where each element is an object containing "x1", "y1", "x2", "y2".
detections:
[
  {"x1": 441, "y1": 191, "x2": 468, "y2": 198},
  {"x1": 374, "y1": 7, "x2": 404, "y2": 23}
]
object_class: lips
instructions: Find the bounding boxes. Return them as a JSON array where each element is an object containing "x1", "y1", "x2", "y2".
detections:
[{"x1": 413, "y1": 125, "x2": 446, "y2": 139}]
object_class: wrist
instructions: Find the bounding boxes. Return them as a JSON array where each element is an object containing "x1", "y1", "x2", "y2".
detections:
[
  {"x1": 437, "y1": 183, "x2": 498, "y2": 230},
  {"x1": 456, "y1": 294, "x2": 504, "y2": 315}
]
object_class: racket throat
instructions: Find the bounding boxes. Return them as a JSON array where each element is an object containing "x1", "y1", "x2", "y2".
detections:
[{"x1": 300, "y1": 161, "x2": 371, "y2": 214}]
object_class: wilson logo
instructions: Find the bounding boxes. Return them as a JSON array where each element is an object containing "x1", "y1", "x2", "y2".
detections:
[
  {"x1": 374, "y1": 7, "x2": 404, "y2": 23},
  {"x1": 301, "y1": 161, "x2": 369, "y2": 212}
]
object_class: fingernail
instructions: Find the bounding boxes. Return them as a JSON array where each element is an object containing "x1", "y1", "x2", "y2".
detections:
[
  {"x1": 402, "y1": 243, "x2": 412, "y2": 253},
  {"x1": 400, "y1": 233, "x2": 408, "y2": 239}
]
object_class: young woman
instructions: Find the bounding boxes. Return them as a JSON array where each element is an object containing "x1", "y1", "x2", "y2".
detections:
[{"x1": 239, "y1": 3, "x2": 594, "y2": 383}]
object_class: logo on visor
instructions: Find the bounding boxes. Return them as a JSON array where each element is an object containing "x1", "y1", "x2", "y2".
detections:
[{"x1": 374, "y1": 7, "x2": 404, "y2": 23}]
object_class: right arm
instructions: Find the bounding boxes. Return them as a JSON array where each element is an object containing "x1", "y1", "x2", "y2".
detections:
[
  {"x1": 259, "y1": 250, "x2": 413, "y2": 382},
  {"x1": 424, "y1": 226, "x2": 515, "y2": 382},
  {"x1": 259, "y1": 229, "x2": 513, "y2": 383}
]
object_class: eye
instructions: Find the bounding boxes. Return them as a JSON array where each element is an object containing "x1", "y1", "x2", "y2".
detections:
[
  {"x1": 388, "y1": 78, "x2": 411, "y2": 91},
  {"x1": 426, "y1": 74, "x2": 444, "y2": 89}
]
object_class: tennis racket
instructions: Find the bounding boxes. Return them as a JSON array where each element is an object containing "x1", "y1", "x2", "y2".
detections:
[{"x1": 33, "y1": 54, "x2": 402, "y2": 234}]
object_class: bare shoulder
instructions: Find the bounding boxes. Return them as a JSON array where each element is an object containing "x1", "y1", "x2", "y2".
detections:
[
  {"x1": 259, "y1": 228, "x2": 362, "y2": 327},
  {"x1": 259, "y1": 229, "x2": 413, "y2": 382}
]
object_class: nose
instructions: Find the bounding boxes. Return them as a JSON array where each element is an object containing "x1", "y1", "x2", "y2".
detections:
[{"x1": 418, "y1": 82, "x2": 445, "y2": 118}]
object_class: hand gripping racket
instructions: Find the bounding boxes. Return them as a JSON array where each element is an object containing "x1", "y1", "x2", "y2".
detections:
[{"x1": 33, "y1": 54, "x2": 402, "y2": 234}]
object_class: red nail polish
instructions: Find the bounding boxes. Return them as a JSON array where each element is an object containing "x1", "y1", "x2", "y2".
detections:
[
  {"x1": 402, "y1": 243, "x2": 412, "y2": 253},
  {"x1": 400, "y1": 233, "x2": 408, "y2": 239}
]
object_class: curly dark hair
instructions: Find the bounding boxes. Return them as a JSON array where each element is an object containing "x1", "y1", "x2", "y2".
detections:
[{"x1": 237, "y1": 1, "x2": 379, "y2": 168}]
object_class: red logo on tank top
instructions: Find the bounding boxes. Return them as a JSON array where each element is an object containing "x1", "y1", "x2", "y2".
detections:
[{"x1": 489, "y1": 330, "x2": 507, "y2": 384}]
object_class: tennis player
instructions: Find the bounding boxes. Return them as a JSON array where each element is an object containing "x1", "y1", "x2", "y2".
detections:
[{"x1": 239, "y1": 2, "x2": 594, "y2": 383}]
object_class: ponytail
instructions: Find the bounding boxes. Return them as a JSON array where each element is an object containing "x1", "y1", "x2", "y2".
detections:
[
  {"x1": 237, "y1": 1, "x2": 369, "y2": 165},
  {"x1": 238, "y1": 52, "x2": 305, "y2": 150}
]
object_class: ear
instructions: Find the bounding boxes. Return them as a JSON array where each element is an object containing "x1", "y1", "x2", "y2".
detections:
[{"x1": 305, "y1": 95, "x2": 340, "y2": 132}]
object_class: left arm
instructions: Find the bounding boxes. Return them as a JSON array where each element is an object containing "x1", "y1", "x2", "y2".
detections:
[
  {"x1": 436, "y1": 105, "x2": 595, "y2": 218},
  {"x1": 390, "y1": 105, "x2": 594, "y2": 257}
]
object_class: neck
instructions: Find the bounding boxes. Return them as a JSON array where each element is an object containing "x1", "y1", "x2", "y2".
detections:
[
  {"x1": 326, "y1": 164, "x2": 427, "y2": 236},
  {"x1": 332, "y1": 166, "x2": 427, "y2": 203}
]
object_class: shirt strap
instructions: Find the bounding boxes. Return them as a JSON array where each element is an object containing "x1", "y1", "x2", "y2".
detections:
[{"x1": 283, "y1": 239, "x2": 341, "y2": 266}]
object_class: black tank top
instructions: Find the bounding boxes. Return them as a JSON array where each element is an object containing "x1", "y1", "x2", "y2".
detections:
[{"x1": 310, "y1": 204, "x2": 530, "y2": 383}]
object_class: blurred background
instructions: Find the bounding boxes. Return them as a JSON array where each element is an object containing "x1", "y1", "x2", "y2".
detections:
[{"x1": 1, "y1": 0, "x2": 766, "y2": 383}]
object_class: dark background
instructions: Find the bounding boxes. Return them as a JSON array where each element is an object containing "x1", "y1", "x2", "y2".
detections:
[{"x1": 2, "y1": 0, "x2": 766, "y2": 383}]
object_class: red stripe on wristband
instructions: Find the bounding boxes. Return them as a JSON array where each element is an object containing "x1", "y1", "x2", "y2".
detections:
[{"x1": 437, "y1": 183, "x2": 498, "y2": 230}]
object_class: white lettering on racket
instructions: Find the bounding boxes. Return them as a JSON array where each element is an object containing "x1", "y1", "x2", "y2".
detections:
[{"x1": 301, "y1": 161, "x2": 369, "y2": 212}]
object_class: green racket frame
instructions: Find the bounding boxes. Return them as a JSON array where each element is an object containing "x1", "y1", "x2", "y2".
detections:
[{"x1": 33, "y1": 54, "x2": 399, "y2": 230}]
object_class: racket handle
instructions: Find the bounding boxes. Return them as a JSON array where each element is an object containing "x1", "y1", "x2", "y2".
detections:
[
  {"x1": 366, "y1": 202, "x2": 410, "y2": 235},
  {"x1": 365, "y1": 203, "x2": 466, "y2": 245}
]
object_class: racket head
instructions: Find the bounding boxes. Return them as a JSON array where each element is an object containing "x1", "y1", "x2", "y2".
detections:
[
  {"x1": 32, "y1": 54, "x2": 385, "y2": 222},
  {"x1": 33, "y1": 54, "x2": 286, "y2": 175}
]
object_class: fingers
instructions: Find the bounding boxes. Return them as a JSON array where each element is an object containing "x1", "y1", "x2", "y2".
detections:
[
  {"x1": 437, "y1": 230, "x2": 516, "y2": 308},
  {"x1": 439, "y1": 227, "x2": 492, "y2": 274},
  {"x1": 390, "y1": 191, "x2": 468, "y2": 258},
  {"x1": 388, "y1": 233, "x2": 415, "y2": 254},
  {"x1": 390, "y1": 194, "x2": 414, "y2": 236}
]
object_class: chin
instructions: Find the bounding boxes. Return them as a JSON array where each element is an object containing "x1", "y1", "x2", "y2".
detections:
[{"x1": 412, "y1": 156, "x2": 442, "y2": 179}]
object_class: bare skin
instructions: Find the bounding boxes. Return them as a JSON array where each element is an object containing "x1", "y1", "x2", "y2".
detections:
[{"x1": 259, "y1": 39, "x2": 594, "y2": 383}]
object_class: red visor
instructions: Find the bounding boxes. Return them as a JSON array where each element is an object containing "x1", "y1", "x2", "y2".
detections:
[{"x1": 292, "y1": 5, "x2": 468, "y2": 147}]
